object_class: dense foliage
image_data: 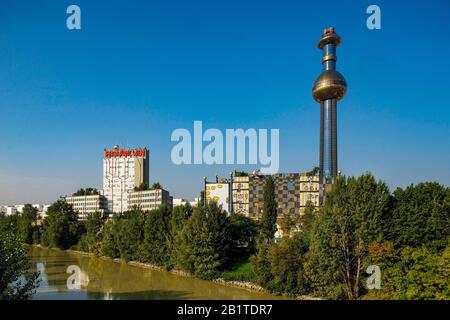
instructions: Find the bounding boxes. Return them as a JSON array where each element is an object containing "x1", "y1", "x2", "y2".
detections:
[
  {"x1": 2, "y1": 172, "x2": 449, "y2": 300},
  {"x1": 0, "y1": 232, "x2": 39, "y2": 299},
  {"x1": 40, "y1": 200, "x2": 82, "y2": 249},
  {"x1": 72, "y1": 188, "x2": 99, "y2": 196}
]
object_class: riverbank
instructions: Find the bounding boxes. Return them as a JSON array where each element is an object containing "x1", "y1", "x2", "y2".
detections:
[{"x1": 32, "y1": 245, "x2": 319, "y2": 300}]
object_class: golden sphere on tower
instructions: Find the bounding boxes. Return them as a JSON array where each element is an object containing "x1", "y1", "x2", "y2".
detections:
[{"x1": 312, "y1": 70, "x2": 347, "y2": 102}]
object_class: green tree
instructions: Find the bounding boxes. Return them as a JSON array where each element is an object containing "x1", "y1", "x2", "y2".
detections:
[
  {"x1": 266, "y1": 233, "x2": 309, "y2": 294},
  {"x1": 175, "y1": 203, "x2": 230, "y2": 279},
  {"x1": 306, "y1": 166, "x2": 320, "y2": 176},
  {"x1": 152, "y1": 182, "x2": 162, "y2": 189},
  {"x1": 0, "y1": 231, "x2": 39, "y2": 299},
  {"x1": 199, "y1": 191, "x2": 205, "y2": 208},
  {"x1": 366, "y1": 242, "x2": 450, "y2": 300},
  {"x1": 228, "y1": 213, "x2": 258, "y2": 263},
  {"x1": 307, "y1": 173, "x2": 391, "y2": 299},
  {"x1": 388, "y1": 183, "x2": 450, "y2": 251},
  {"x1": 259, "y1": 176, "x2": 278, "y2": 246},
  {"x1": 141, "y1": 205, "x2": 172, "y2": 266},
  {"x1": 234, "y1": 171, "x2": 248, "y2": 177},
  {"x1": 17, "y1": 204, "x2": 38, "y2": 244},
  {"x1": 253, "y1": 176, "x2": 278, "y2": 286},
  {"x1": 113, "y1": 209, "x2": 144, "y2": 262},
  {"x1": 40, "y1": 200, "x2": 80, "y2": 249},
  {"x1": 102, "y1": 219, "x2": 119, "y2": 258},
  {"x1": 73, "y1": 188, "x2": 99, "y2": 196},
  {"x1": 86, "y1": 212, "x2": 103, "y2": 237},
  {"x1": 170, "y1": 204, "x2": 193, "y2": 238},
  {"x1": 77, "y1": 212, "x2": 104, "y2": 254},
  {"x1": 298, "y1": 201, "x2": 317, "y2": 247},
  {"x1": 134, "y1": 182, "x2": 150, "y2": 191},
  {"x1": 0, "y1": 214, "x2": 20, "y2": 238}
]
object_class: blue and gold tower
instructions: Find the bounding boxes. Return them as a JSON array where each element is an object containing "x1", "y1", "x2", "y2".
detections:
[{"x1": 313, "y1": 27, "x2": 347, "y2": 185}]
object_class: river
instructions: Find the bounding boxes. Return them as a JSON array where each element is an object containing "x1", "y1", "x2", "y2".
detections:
[{"x1": 28, "y1": 246, "x2": 289, "y2": 300}]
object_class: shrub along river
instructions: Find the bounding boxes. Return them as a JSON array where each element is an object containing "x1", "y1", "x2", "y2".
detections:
[{"x1": 28, "y1": 246, "x2": 289, "y2": 300}]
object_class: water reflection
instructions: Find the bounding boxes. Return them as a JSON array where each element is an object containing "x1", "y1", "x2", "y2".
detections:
[{"x1": 29, "y1": 246, "x2": 288, "y2": 300}]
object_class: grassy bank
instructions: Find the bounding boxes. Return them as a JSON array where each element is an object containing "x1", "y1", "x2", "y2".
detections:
[{"x1": 222, "y1": 258, "x2": 256, "y2": 283}]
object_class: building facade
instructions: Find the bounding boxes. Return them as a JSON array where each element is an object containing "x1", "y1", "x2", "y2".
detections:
[
  {"x1": 206, "y1": 172, "x2": 320, "y2": 218},
  {"x1": 232, "y1": 176, "x2": 250, "y2": 215},
  {"x1": 65, "y1": 195, "x2": 108, "y2": 221},
  {"x1": 245, "y1": 173, "x2": 320, "y2": 217},
  {"x1": 0, "y1": 204, "x2": 48, "y2": 216},
  {"x1": 205, "y1": 182, "x2": 231, "y2": 212},
  {"x1": 127, "y1": 189, "x2": 172, "y2": 212},
  {"x1": 173, "y1": 198, "x2": 200, "y2": 207},
  {"x1": 103, "y1": 145, "x2": 149, "y2": 214}
]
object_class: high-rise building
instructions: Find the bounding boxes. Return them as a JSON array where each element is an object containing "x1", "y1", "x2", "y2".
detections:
[
  {"x1": 312, "y1": 27, "x2": 347, "y2": 186},
  {"x1": 103, "y1": 145, "x2": 149, "y2": 214}
]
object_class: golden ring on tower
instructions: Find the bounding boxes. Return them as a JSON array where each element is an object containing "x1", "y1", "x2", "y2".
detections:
[
  {"x1": 312, "y1": 70, "x2": 347, "y2": 102},
  {"x1": 318, "y1": 31, "x2": 341, "y2": 49},
  {"x1": 322, "y1": 54, "x2": 337, "y2": 63}
]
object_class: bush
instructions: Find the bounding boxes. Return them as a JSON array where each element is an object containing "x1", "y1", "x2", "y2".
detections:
[{"x1": 222, "y1": 258, "x2": 256, "y2": 283}]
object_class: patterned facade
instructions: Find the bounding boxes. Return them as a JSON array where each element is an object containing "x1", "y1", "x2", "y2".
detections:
[{"x1": 231, "y1": 173, "x2": 320, "y2": 218}]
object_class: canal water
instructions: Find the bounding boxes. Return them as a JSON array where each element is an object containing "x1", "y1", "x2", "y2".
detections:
[{"x1": 28, "y1": 246, "x2": 288, "y2": 300}]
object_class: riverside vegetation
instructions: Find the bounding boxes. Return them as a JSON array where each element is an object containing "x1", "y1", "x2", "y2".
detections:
[{"x1": 1, "y1": 173, "x2": 449, "y2": 300}]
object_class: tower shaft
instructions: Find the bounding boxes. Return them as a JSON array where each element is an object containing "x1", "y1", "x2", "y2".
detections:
[{"x1": 312, "y1": 27, "x2": 347, "y2": 186}]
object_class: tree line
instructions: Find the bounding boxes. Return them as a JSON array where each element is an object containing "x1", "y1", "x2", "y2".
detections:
[{"x1": 1, "y1": 172, "x2": 449, "y2": 299}]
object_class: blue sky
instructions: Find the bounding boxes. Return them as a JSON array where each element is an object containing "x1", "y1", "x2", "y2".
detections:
[{"x1": 1, "y1": 0, "x2": 449, "y2": 204}]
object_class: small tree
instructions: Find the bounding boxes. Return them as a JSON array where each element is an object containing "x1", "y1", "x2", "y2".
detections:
[
  {"x1": 17, "y1": 204, "x2": 38, "y2": 244},
  {"x1": 152, "y1": 182, "x2": 162, "y2": 190},
  {"x1": 134, "y1": 182, "x2": 150, "y2": 191},
  {"x1": 141, "y1": 205, "x2": 172, "y2": 266},
  {"x1": 253, "y1": 176, "x2": 278, "y2": 286},
  {"x1": 40, "y1": 200, "x2": 80, "y2": 249},
  {"x1": 266, "y1": 233, "x2": 309, "y2": 294},
  {"x1": 114, "y1": 209, "x2": 144, "y2": 262},
  {"x1": 77, "y1": 212, "x2": 104, "y2": 253},
  {"x1": 0, "y1": 232, "x2": 39, "y2": 299},
  {"x1": 259, "y1": 176, "x2": 278, "y2": 246}
]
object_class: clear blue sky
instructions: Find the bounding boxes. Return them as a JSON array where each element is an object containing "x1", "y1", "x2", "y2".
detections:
[{"x1": 1, "y1": 0, "x2": 449, "y2": 204}]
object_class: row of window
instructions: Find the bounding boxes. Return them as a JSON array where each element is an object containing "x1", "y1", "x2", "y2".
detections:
[{"x1": 129, "y1": 198, "x2": 161, "y2": 204}]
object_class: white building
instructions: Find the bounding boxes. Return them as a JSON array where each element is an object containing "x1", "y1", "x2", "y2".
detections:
[
  {"x1": 0, "y1": 204, "x2": 47, "y2": 216},
  {"x1": 0, "y1": 206, "x2": 17, "y2": 216},
  {"x1": 38, "y1": 205, "x2": 51, "y2": 220},
  {"x1": 65, "y1": 195, "x2": 108, "y2": 221},
  {"x1": 173, "y1": 198, "x2": 199, "y2": 207},
  {"x1": 173, "y1": 198, "x2": 188, "y2": 207},
  {"x1": 127, "y1": 189, "x2": 172, "y2": 212},
  {"x1": 14, "y1": 204, "x2": 25, "y2": 213},
  {"x1": 103, "y1": 145, "x2": 149, "y2": 215}
]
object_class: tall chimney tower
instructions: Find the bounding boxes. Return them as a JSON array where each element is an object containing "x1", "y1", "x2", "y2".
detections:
[{"x1": 312, "y1": 27, "x2": 347, "y2": 186}]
